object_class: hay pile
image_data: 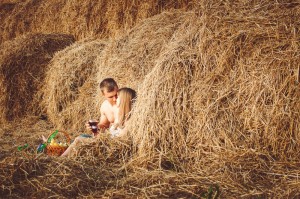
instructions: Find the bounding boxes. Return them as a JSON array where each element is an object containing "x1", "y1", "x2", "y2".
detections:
[
  {"x1": 1, "y1": 0, "x2": 300, "y2": 198},
  {"x1": 40, "y1": 39, "x2": 106, "y2": 131},
  {"x1": 0, "y1": 132, "x2": 215, "y2": 198},
  {"x1": 0, "y1": 0, "x2": 194, "y2": 44},
  {"x1": 126, "y1": 1, "x2": 300, "y2": 197},
  {"x1": 41, "y1": 11, "x2": 188, "y2": 132},
  {"x1": 0, "y1": 33, "x2": 74, "y2": 123}
]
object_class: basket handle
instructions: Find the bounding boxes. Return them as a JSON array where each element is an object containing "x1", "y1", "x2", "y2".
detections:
[{"x1": 47, "y1": 130, "x2": 71, "y2": 144}]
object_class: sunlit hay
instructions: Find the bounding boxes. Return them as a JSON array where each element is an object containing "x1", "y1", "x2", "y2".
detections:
[
  {"x1": 0, "y1": 33, "x2": 75, "y2": 123},
  {"x1": 1, "y1": 1, "x2": 300, "y2": 198},
  {"x1": 188, "y1": 0, "x2": 300, "y2": 160},
  {"x1": 186, "y1": 2, "x2": 300, "y2": 196},
  {"x1": 96, "y1": 11, "x2": 193, "y2": 90},
  {"x1": 126, "y1": 11, "x2": 201, "y2": 166},
  {"x1": 0, "y1": 0, "x2": 194, "y2": 44},
  {"x1": 92, "y1": 11, "x2": 193, "y2": 127},
  {"x1": 104, "y1": 0, "x2": 194, "y2": 37},
  {"x1": 40, "y1": 40, "x2": 106, "y2": 131},
  {"x1": 126, "y1": 2, "x2": 300, "y2": 197},
  {"x1": 41, "y1": 11, "x2": 191, "y2": 132},
  {"x1": 72, "y1": 133, "x2": 132, "y2": 166}
]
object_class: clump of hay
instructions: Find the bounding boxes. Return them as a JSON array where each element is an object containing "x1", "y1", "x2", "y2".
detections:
[
  {"x1": 95, "y1": 10, "x2": 192, "y2": 89},
  {"x1": 0, "y1": 33, "x2": 74, "y2": 122},
  {"x1": 0, "y1": 133, "x2": 131, "y2": 198},
  {"x1": 40, "y1": 39, "x2": 106, "y2": 131},
  {"x1": 0, "y1": 0, "x2": 194, "y2": 44},
  {"x1": 0, "y1": 156, "x2": 112, "y2": 198}
]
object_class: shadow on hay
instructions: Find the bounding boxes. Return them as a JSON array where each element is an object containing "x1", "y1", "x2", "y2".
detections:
[{"x1": 0, "y1": 33, "x2": 75, "y2": 122}]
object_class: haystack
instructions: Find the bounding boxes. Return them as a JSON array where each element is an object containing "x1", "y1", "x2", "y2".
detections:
[
  {"x1": 0, "y1": 0, "x2": 194, "y2": 44},
  {"x1": 40, "y1": 39, "x2": 106, "y2": 132},
  {"x1": 0, "y1": 33, "x2": 74, "y2": 123},
  {"x1": 42, "y1": 11, "x2": 188, "y2": 133},
  {"x1": 1, "y1": 1, "x2": 300, "y2": 198},
  {"x1": 126, "y1": 2, "x2": 300, "y2": 197}
]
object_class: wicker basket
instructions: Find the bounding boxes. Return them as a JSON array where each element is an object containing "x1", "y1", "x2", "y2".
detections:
[{"x1": 45, "y1": 130, "x2": 71, "y2": 156}]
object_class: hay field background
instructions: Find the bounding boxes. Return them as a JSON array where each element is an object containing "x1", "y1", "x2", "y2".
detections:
[{"x1": 0, "y1": 0, "x2": 300, "y2": 198}]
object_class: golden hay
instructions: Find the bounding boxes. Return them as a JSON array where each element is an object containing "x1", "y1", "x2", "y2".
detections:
[
  {"x1": 0, "y1": 33, "x2": 74, "y2": 122},
  {"x1": 41, "y1": 11, "x2": 188, "y2": 133},
  {"x1": 40, "y1": 39, "x2": 107, "y2": 131},
  {"x1": 126, "y1": 1, "x2": 300, "y2": 197},
  {"x1": 0, "y1": 0, "x2": 194, "y2": 44},
  {"x1": 1, "y1": 1, "x2": 300, "y2": 198}
]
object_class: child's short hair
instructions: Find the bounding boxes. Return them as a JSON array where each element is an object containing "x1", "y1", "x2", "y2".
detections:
[{"x1": 99, "y1": 78, "x2": 118, "y2": 93}]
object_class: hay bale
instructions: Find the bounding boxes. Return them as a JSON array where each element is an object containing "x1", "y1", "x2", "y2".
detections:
[
  {"x1": 0, "y1": 33, "x2": 75, "y2": 122},
  {"x1": 42, "y1": 11, "x2": 188, "y2": 132},
  {"x1": 1, "y1": 1, "x2": 300, "y2": 198},
  {"x1": 38, "y1": 3, "x2": 300, "y2": 196},
  {"x1": 125, "y1": 2, "x2": 300, "y2": 197},
  {"x1": 40, "y1": 39, "x2": 106, "y2": 131},
  {"x1": 0, "y1": 0, "x2": 194, "y2": 44},
  {"x1": 96, "y1": 10, "x2": 191, "y2": 88}
]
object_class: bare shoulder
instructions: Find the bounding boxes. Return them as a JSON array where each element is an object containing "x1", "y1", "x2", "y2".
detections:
[{"x1": 100, "y1": 100, "x2": 110, "y2": 111}]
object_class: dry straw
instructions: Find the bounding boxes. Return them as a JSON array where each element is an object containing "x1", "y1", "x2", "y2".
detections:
[
  {"x1": 0, "y1": 0, "x2": 193, "y2": 44},
  {"x1": 41, "y1": 11, "x2": 188, "y2": 133},
  {"x1": 1, "y1": 0, "x2": 300, "y2": 198},
  {"x1": 0, "y1": 33, "x2": 74, "y2": 123},
  {"x1": 127, "y1": 1, "x2": 300, "y2": 197},
  {"x1": 40, "y1": 39, "x2": 107, "y2": 131}
]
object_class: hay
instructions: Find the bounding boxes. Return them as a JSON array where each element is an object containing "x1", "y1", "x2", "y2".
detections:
[
  {"x1": 126, "y1": 1, "x2": 300, "y2": 197},
  {"x1": 0, "y1": 33, "x2": 75, "y2": 122},
  {"x1": 95, "y1": 10, "x2": 192, "y2": 89},
  {"x1": 0, "y1": 0, "x2": 194, "y2": 44},
  {"x1": 1, "y1": 0, "x2": 300, "y2": 198},
  {"x1": 42, "y1": 11, "x2": 188, "y2": 133},
  {"x1": 40, "y1": 39, "x2": 106, "y2": 132}
]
